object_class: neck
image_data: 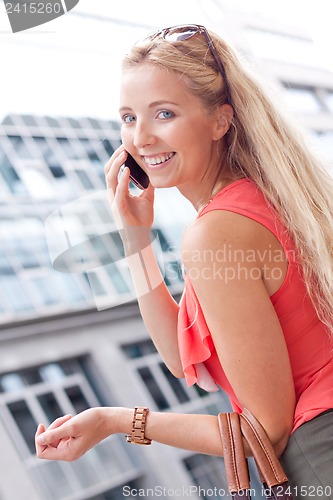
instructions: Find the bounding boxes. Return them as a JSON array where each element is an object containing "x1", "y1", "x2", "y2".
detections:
[{"x1": 178, "y1": 173, "x2": 242, "y2": 212}]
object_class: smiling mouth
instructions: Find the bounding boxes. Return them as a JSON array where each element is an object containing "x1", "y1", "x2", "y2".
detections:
[{"x1": 143, "y1": 152, "x2": 175, "y2": 166}]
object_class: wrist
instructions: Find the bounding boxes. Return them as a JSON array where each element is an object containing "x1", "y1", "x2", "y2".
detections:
[
  {"x1": 103, "y1": 407, "x2": 133, "y2": 436},
  {"x1": 121, "y1": 226, "x2": 152, "y2": 256},
  {"x1": 126, "y1": 406, "x2": 152, "y2": 445}
]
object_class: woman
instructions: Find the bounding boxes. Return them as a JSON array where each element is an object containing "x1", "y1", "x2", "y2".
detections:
[{"x1": 35, "y1": 25, "x2": 333, "y2": 497}]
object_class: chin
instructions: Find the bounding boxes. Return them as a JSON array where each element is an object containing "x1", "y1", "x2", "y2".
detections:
[{"x1": 150, "y1": 179, "x2": 176, "y2": 189}]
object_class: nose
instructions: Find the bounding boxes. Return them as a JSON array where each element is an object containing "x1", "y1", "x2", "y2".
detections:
[{"x1": 133, "y1": 119, "x2": 156, "y2": 149}]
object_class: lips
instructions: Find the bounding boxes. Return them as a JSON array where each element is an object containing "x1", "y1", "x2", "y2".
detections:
[{"x1": 143, "y1": 152, "x2": 175, "y2": 166}]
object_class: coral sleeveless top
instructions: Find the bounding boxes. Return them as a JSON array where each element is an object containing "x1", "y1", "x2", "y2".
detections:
[{"x1": 178, "y1": 178, "x2": 333, "y2": 433}]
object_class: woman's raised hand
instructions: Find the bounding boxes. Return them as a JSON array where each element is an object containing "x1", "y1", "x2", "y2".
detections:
[
  {"x1": 35, "y1": 408, "x2": 112, "y2": 462},
  {"x1": 104, "y1": 146, "x2": 155, "y2": 231}
]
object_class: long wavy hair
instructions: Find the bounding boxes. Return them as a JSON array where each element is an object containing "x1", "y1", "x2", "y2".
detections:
[{"x1": 122, "y1": 28, "x2": 333, "y2": 335}]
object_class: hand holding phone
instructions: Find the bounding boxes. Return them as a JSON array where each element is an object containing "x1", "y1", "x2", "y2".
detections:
[{"x1": 125, "y1": 152, "x2": 149, "y2": 190}]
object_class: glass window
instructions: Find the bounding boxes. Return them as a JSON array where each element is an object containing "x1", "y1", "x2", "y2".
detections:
[
  {"x1": 0, "y1": 373, "x2": 25, "y2": 392},
  {"x1": 73, "y1": 144, "x2": 105, "y2": 186},
  {"x1": 66, "y1": 117, "x2": 82, "y2": 128},
  {"x1": 0, "y1": 275, "x2": 34, "y2": 311},
  {"x1": 121, "y1": 339, "x2": 157, "y2": 359},
  {"x1": 282, "y1": 86, "x2": 322, "y2": 113},
  {"x1": 93, "y1": 199, "x2": 112, "y2": 224},
  {"x1": 37, "y1": 393, "x2": 63, "y2": 422},
  {"x1": 7, "y1": 400, "x2": 37, "y2": 454},
  {"x1": 33, "y1": 136, "x2": 53, "y2": 160},
  {"x1": 109, "y1": 120, "x2": 121, "y2": 132},
  {"x1": 7, "y1": 135, "x2": 34, "y2": 159},
  {"x1": 65, "y1": 385, "x2": 90, "y2": 413},
  {"x1": 0, "y1": 248, "x2": 15, "y2": 275},
  {"x1": 80, "y1": 138, "x2": 108, "y2": 165},
  {"x1": 2, "y1": 115, "x2": 15, "y2": 125},
  {"x1": 23, "y1": 368, "x2": 43, "y2": 386},
  {"x1": 108, "y1": 232, "x2": 125, "y2": 258},
  {"x1": 75, "y1": 169, "x2": 95, "y2": 189},
  {"x1": 48, "y1": 162, "x2": 75, "y2": 193},
  {"x1": 52, "y1": 273, "x2": 88, "y2": 303},
  {"x1": 88, "y1": 234, "x2": 114, "y2": 265},
  {"x1": 84, "y1": 272, "x2": 105, "y2": 296},
  {"x1": 56, "y1": 137, "x2": 79, "y2": 159},
  {"x1": 48, "y1": 164, "x2": 66, "y2": 179},
  {"x1": 101, "y1": 139, "x2": 115, "y2": 157},
  {"x1": 0, "y1": 151, "x2": 26, "y2": 193},
  {"x1": 10, "y1": 236, "x2": 40, "y2": 269},
  {"x1": 45, "y1": 116, "x2": 60, "y2": 128},
  {"x1": 105, "y1": 263, "x2": 131, "y2": 294},
  {"x1": 184, "y1": 453, "x2": 261, "y2": 498},
  {"x1": 39, "y1": 363, "x2": 66, "y2": 382},
  {"x1": 29, "y1": 276, "x2": 62, "y2": 306},
  {"x1": 87, "y1": 117, "x2": 103, "y2": 129},
  {"x1": 183, "y1": 454, "x2": 228, "y2": 498},
  {"x1": 137, "y1": 366, "x2": 169, "y2": 410},
  {"x1": 29, "y1": 235, "x2": 50, "y2": 265},
  {"x1": 31, "y1": 462, "x2": 74, "y2": 500},
  {"x1": 21, "y1": 115, "x2": 38, "y2": 126},
  {"x1": 159, "y1": 362, "x2": 190, "y2": 404}
]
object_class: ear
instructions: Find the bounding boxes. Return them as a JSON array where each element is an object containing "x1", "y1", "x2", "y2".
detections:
[{"x1": 212, "y1": 104, "x2": 233, "y2": 141}]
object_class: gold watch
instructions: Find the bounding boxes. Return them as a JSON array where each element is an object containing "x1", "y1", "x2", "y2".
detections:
[{"x1": 126, "y1": 406, "x2": 152, "y2": 445}]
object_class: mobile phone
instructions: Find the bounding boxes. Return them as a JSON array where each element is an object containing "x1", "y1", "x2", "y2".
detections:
[{"x1": 125, "y1": 152, "x2": 150, "y2": 190}]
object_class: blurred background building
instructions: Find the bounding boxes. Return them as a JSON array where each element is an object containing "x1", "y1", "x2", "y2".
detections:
[{"x1": 0, "y1": 2, "x2": 332, "y2": 500}]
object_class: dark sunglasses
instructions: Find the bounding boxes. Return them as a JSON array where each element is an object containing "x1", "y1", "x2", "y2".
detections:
[{"x1": 146, "y1": 24, "x2": 232, "y2": 106}]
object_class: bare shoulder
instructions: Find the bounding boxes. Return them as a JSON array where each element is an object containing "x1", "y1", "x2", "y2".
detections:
[
  {"x1": 182, "y1": 209, "x2": 273, "y2": 258},
  {"x1": 182, "y1": 209, "x2": 288, "y2": 296}
]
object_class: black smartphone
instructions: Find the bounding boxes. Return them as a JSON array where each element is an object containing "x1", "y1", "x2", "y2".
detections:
[{"x1": 125, "y1": 152, "x2": 150, "y2": 190}]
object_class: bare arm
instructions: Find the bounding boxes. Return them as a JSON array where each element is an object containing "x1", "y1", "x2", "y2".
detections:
[
  {"x1": 181, "y1": 210, "x2": 296, "y2": 453},
  {"x1": 35, "y1": 408, "x2": 225, "y2": 461},
  {"x1": 104, "y1": 148, "x2": 183, "y2": 376},
  {"x1": 122, "y1": 224, "x2": 183, "y2": 376}
]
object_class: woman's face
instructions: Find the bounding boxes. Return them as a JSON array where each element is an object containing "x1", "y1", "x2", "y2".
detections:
[{"x1": 119, "y1": 64, "x2": 226, "y2": 203}]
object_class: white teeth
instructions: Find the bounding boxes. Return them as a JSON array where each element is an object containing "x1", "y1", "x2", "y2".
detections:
[{"x1": 145, "y1": 152, "x2": 174, "y2": 165}]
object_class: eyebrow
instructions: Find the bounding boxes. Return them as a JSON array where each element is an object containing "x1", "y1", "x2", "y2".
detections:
[{"x1": 119, "y1": 100, "x2": 180, "y2": 113}]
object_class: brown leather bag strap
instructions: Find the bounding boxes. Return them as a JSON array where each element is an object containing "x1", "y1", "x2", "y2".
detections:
[
  {"x1": 218, "y1": 412, "x2": 251, "y2": 497},
  {"x1": 240, "y1": 408, "x2": 288, "y2": 488}
]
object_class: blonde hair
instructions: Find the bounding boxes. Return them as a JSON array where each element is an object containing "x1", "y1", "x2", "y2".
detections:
[{"x1": 123, "y1": 30, "x2": 333, "y2": 335}]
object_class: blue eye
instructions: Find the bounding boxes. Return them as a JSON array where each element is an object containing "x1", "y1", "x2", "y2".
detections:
[
  {"x1": 157, "y1": 110, "x2": 174, "y2": 119},
  {"x1": 122, "y1": 114, "x2": 136, "y2": 123}
]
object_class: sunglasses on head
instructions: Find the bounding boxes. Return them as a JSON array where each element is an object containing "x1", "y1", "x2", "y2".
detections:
[{"x1": 146, "y1": 24, "x2": 232, "y2": 106}]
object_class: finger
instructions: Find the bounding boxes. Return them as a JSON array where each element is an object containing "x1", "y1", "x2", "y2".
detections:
[
  {"x1": 35, "y1": 423, "x2": 45, "y2": 438},
  {"x1": 111, "y1": 167, "x2": 131, "y2": 226},
  {"x1": 47, "y1": 414, "x2": 72, "y2": 431},
  {"x1": 114, "y1": 166, "x2": 131, "y2": 202},
  {"x1": 105, "y1": 148, "x2": 127, "y2": 195},
  {"x1": 35, "y1": 423, "x2": 47, "y2": 455},
  {"x1": 35, "y1": 420, "x2": 74, "y2": 447},
  {"x1": 104, "y1": 144, "x2": 125, "y2": 176},
  {"x1": 37, "y1": 436, "x2": 74, "y2": 461},
  {"x1": 140, "y1": 181, "x2": 155, "y2": 203}
]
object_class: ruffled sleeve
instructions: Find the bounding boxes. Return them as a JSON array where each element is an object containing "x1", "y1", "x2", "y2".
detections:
[{"x1": 178, "y1": 275, "x2": 219, "y2": 392}]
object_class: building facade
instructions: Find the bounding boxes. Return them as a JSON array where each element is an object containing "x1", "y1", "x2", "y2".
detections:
[{"x1": 0, "y1": 8, "x2": 333, "y2": 500}]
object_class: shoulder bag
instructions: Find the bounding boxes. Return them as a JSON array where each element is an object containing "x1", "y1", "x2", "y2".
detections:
[{"x1": 218, "y1": 408, "x2": 294, "y2": 499}]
